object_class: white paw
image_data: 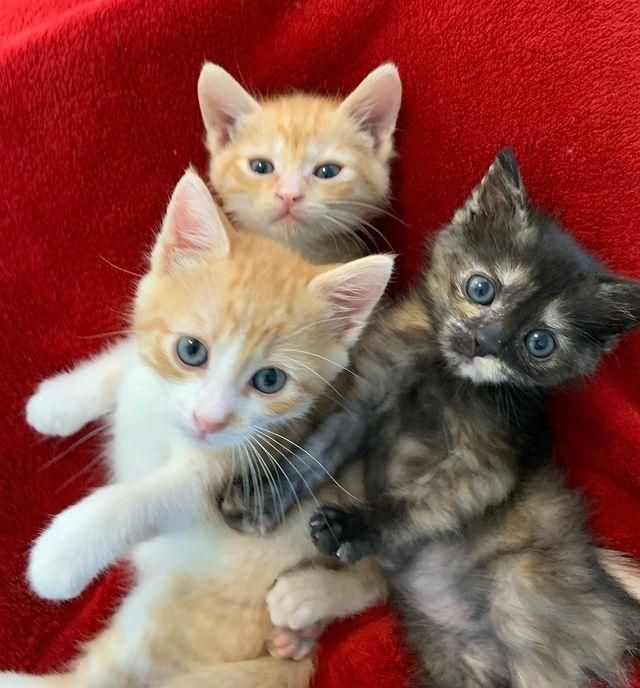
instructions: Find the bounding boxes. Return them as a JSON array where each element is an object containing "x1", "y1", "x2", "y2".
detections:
[
  {"x1": 267, "y1": 572, "x2": 334, "y2": 630},
  {"x1": 26, "y1": 376, "x2": 95, "y2": 437},
  {"x1": 28, "y1": 505, "x2": 100, "y2": 600}
]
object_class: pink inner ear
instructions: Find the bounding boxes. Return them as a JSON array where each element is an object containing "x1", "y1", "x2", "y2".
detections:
[
  {"x1": 156, "y1": 171, "x2": 230, "y2": 272},
  {"x1": 168, "y1": 198, "x2": 204, "y2": 251},
  {"x1": 312, "y1": 256, "x2": 394, "y2": 345}
]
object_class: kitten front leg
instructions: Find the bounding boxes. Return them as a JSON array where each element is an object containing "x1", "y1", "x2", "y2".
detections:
[
  {"x1": 28, "y1": 460, "x2": 206, "y2": 600},
  {"x1": 221, "y1": 407, "x2": 367, "y2": 534},
  {"x1": 26, "y1": 338, "x2": 135, "y2": 437}
]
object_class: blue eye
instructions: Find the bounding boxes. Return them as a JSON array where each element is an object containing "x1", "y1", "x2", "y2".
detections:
[
  {"x1": 466, "y1": 275, "x2": 496, "y2": 305},
  {"x1": 252, "y1": 367, "x2": 287, "y2": 394},
  {"x1": 313, "y1": 163, "x2": 342, "y2": 179},
  {"x1": 249, "y1": 159, "x2": 274, "y2": 174},
  {"x1": 525, "y1": 330, "x2": 556, "y2": 359},
  {"x1": 176, "y1": 336, "x2": 208, "y2": 367}
]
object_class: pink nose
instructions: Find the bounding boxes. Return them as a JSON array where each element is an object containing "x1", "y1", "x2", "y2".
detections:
[
  {"x1": 276, "y1": 190, "x2": 304, "y2": 204},
  {"x1": 193, "y1": 412, "x2": 230, "y2": 434}
]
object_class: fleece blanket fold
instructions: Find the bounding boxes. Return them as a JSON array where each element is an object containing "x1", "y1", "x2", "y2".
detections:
[{"x1": 1, "y1": 1, "x2": 640, "y2": 685}]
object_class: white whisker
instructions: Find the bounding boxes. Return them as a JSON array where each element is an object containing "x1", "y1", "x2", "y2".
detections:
[
  {"x1": 253, "y1": 426, "x2": 360, "y2": 503},
  {"x1": 39, "y1": 424, "x2": 107, "y2": 471}
]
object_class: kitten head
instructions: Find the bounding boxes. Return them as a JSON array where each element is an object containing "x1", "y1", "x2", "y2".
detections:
[
  {"x1": 427, "y1": 149, "x2": 640, "y2": 388},
  {"x1": 133, "y1": 170, "x2": 393, "y2": 448},
  {"x1": 197, "y1": 63, "x2": 401, "y2": 254}
]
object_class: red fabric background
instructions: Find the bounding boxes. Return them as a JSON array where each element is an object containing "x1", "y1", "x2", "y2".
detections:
[{"x1": 1, "y1": 1, "x2": 640, "y2": 685}]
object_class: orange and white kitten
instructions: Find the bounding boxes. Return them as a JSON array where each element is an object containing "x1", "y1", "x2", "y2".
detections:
[
  {"x1": 1, "y1": 170, "x2": 391, "y2": 688},
  {"x1": 26, "y1": 62, "x2": 401, "y2": 439}
]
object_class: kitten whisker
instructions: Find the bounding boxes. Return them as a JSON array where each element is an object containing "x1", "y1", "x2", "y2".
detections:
[
  {"x1": 326, "y1": 199, "x2": 407, "y2": 225},
  {"x1": 76, "y1": 329, "x2": 134, "y2": 340},
  {"x1": 247, "y1": 437, "x2": 285, "y2": 523},
  {"x1": 325, "y1": 215, "x2": 370, "y2": 253},
  {"x1": 243, "y1": 444, "x2": 264, "y2": 523},
  {"x1": 222, "y1": 447, "x2": 239, "y2": 505},
  {"x1": 55, "y1": 450, "x2": 106, "y2": 493},
  {"x1": 247, "y1": 436, "x2": 289, "y2": 523},
  {"x1": 250, "y1": 427, "x2": 319, "y2": 513},
  {"x1": 99, "y1": 255, "x2": 143, "y2": 279},
  {"x1": 280, "y1": 348, "x2": 367, "y2": 384},
  {"x1": 253, "y1": 426, "x2": 360, "y2": 502},
  {"x1": 39, "y1": 424, "x2": 107, "y2": 471},
  {"x1": 322, "y1": 215, "x2": 370, "y2": 253},
  {"x1": 330, "y1": 209, "x2": 394, "y2": 253},
  {"x1": 278, "y1": 355, "x2": 346, "y2": 400}
]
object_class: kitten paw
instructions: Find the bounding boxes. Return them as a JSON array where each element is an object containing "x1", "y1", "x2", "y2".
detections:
[
  {"x1": 26, "y1": 376, "x2": 95, "y2": 437},
  {"x1": 267, "y1": 572, "x2": 334, "y2": 630},
  {"x1": 220, "y1": 478, "x2": 282, "y2": 535},
  {"x1": 267, "y1": 625, "x2": 323, "y2": 661},
  {"x1": 28, "y1": 505, "x2": 101, "y2": 600},
  {"x1": 309, "y1": 505, "x2": 374, "y2": 565}
]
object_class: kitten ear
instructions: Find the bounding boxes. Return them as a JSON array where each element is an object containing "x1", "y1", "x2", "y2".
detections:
[
  {"x1": 453, "y1": 148, "x2": 528, "y2": 224},
  {"x1": 309, "y1": 254, "x2": 395, "y2": 346},
  {"x1": 340, "y1": 63, "x2": 402, "y2": 153},
  {"x1": 198, "y1": 63, "x2": 260, "y2": 149},
  {"x1": 597, "y1": 275, "x2": 640, "y2": 342},
  {"x1": 152, "y1": 169, "x2": 231, "y2": 274}
]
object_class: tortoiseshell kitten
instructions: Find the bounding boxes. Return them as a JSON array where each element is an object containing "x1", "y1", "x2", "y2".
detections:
[{"x1": 224, "y1": 150, "x2": 640, "y2": 687}]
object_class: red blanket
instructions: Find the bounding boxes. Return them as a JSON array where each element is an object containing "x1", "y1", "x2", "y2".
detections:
[{"x1": 1, "y1": 1, "x2": 640, "y2": 685}]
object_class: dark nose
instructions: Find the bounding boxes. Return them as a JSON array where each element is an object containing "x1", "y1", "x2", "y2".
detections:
[{"x1": 473, "y1": 324, "x2": 504, "y2": 357}]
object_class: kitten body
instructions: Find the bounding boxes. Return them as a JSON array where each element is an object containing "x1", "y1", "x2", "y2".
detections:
[
  {"x1": 26, "y1": 62, "x2": 401, "y2": 438},
  {"x1": 229, "y1": 151, "x2": 640, "y2": 687},
  {"x1": 2, "y1": 172, "x2": 390, "y2": 687}
]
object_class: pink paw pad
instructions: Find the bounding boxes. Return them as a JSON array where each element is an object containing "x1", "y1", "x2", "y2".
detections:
[{"x1": 267, "y1": 622, "x2": 325, "y2": 661}]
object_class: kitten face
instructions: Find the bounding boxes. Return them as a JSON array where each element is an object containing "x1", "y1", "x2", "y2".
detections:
[
  {"x1": 427, "y1": 150, "x2": 640, "y2": 388},
  {"x1": 133, "y1": 170, "x2": 393, "y2": 449},
  {"x1": 198, "y1": 64, "x2": 401, "y2": 255}
]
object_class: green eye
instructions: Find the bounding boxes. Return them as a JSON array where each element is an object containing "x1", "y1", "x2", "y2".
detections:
[
  {"x1": 313, "y1": 163, "x2": 342, "y2": 179},
  {"x1": 251, "y1": 367, "x2": 287, "y2": 394},
  {"x1": 249, "y1": 159, "x2": 274, "y2": 174},
  {"x1": 524, "y1": 330, "x2": 556, "y2": 359},
  {"x1": 176, "y1": 336, "x2": 208, "y2": 367}
]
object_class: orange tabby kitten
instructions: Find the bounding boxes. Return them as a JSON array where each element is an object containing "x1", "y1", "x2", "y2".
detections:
[
  {"x1": 2, "y1": 170, "x2": 391, "y2": 687},
  {"x1": 27, "y1": 62, "x2": 402, "y2": 438}
]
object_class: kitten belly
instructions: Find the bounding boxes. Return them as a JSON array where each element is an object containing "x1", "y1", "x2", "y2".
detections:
[{"x1": 393, "y1": 542, "x2": 483, "y2": 633}]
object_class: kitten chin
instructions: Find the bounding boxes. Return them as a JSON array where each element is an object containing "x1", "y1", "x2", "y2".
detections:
[{"x1": 449, "y1": 355, "x2": 510, "y2": 384}]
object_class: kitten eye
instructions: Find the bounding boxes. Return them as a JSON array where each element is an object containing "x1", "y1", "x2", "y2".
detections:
[
  {"x1": 524, "y1": 330, "x2": 557, "y2": 359},
  {"x1": 252, "y1": 367, "x2": 287, "y2": 394},
  {"x1": 466, "y1": 275, "x2": 496, "y2": 305},
  {"x1": 176, "y1": 336, "x2": 208, "y2": 367},
  {"x1": 313, "y1": 163, "x2": 342, "y2": 179},
  {"x1": 249, "y1": 159, "x2": 274, "y2": 175}
]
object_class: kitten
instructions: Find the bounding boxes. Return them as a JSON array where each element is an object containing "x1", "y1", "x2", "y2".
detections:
[
  {"x1": 25, "y1": 62, "x2": 401, "y2": 439},
  {"x1": 0, "y1": 171, "x2": 391, "y2": 688},
  {"x1": 226, "y1": 150, "x2": 640, "y2": 687}
]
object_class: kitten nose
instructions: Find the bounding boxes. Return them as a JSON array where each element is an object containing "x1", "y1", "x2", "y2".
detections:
[
  {"x1": 276, "y1": 189, "x2": 304, "y2": 204},
  {"x1": 276, "y1": 175, "x2": 304, "y2": 204},
  {"x1": 193, "y1": 412, "x2": 230, "y2": 434},
  {"x1": 473, "y1": 324, "x2": 504, "y2": 357}
]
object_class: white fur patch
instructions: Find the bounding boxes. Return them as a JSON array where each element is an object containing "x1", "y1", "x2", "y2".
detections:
[{"x1": 455, "y1": 356, "x2": 509, "y2": 384}]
